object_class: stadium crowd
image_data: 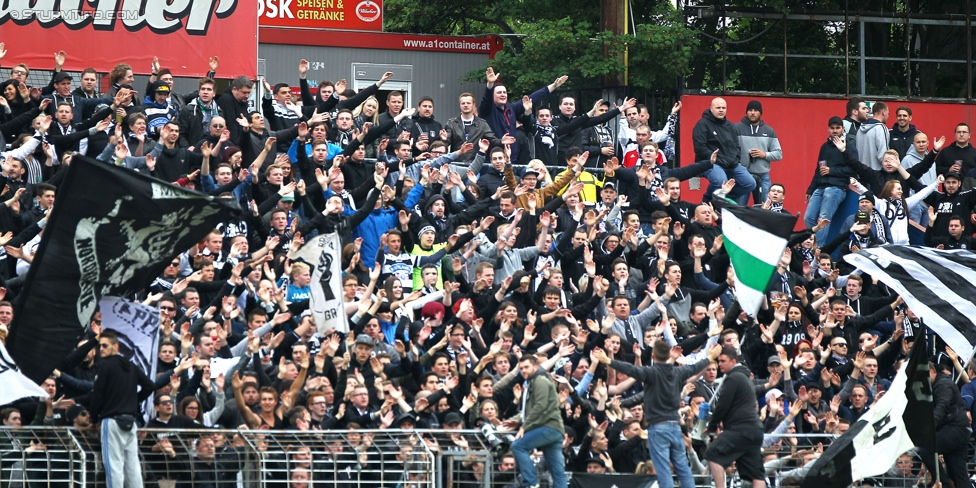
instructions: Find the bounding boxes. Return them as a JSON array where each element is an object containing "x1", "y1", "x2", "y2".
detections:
[{"x1": 0, "y1": 48, "x2": 974, "y2": 488}]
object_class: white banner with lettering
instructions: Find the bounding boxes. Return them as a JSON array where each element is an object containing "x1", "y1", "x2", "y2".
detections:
[
  {"x1": 289, "y1": 232, "x2": 348, "y2": 333},
  {"x1": 100, "y1": 296, "x2": 160, "y2": 423}
]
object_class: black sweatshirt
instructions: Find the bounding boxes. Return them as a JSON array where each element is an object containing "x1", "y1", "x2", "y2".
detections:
[
  {"x1": 88, "y1": 355, "x2": 155, "y2": 421},
  {"x1": 709, "y1": 363, "x2": 763, "y2": 432}
]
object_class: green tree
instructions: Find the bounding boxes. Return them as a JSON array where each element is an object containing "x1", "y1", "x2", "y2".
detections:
[{"x1": 383, "y1": 0, "x2": 696, "y2": 93}]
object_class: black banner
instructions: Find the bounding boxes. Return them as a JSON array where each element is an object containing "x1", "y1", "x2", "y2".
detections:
[
  {"x1": 799, "y1": 421, "x2": 863, "y2": 488},
  {"x1": 569, "y1": 473, "x2": 658, "y2": 488},
  {"x1": 5, "y1": 156, "x2": 240, "y2": 383},
  {"x1": 904, "y1": 333, "x2": 936, "y2": 452}
]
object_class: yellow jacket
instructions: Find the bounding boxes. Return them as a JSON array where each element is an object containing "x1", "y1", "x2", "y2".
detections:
[{"x1": 557, "y1": 170, "x2": 604, "y2": 203}]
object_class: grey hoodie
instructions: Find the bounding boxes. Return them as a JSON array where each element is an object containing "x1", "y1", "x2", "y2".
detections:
[
  {"x1": 855, "y1": 118, "x2": 890, "y2": 171},
  {"x1": 735, "y1": 117, "x2": 783, "y2": 175}
]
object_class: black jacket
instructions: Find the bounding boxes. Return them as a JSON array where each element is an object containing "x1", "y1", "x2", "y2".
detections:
[
  {"x1": 692, "y1": 109, "x2": 740, "y2": 169},
  {"x1": 216, "y1": 90, "x2": 250, "y2": 142},
  {"x1": 806, "y1": 137, "x2": 859, "y2": 193},
  {"x1": 934, "y1": 142, "x2": 976, "y2": 176},
  {"x1": 410, "y1": 114, "x2": 443, "y2": 153},
  {"x1": 888, "y1": 124, "x2": 920, "y2": 159},
  {"x1": 709, "y1": 363, "x2": 762, "y2": 432},
  {"x1": 154, "y1": 146, "x2": 203, "y2": 183},
  {"x1": 932, "y1": 370, "x2": 970, "y2": 430},
  {"x1": 88, "y1": 355, "x2": 155, "y2": 421},
  {"x1": 552, "y1": 109, "x2": 620, "y2": 162},
  {"x1": 178, "y1": 100, "x2": 223, "y2": 149}
]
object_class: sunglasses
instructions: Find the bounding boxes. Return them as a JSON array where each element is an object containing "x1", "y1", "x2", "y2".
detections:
[{"x1": 159, "y1": 306, "x2": 175, "y2": 311}]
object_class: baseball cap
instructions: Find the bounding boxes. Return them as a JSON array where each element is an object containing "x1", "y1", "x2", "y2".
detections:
[
  {"x1": 602, "y1": 182, "x2": 616, "y2": 191},
  {"x1": 768, "y1": 355, "x2": 782, "y2": 366},
  {"x1": 854, "y1": 211, "x2": 871, "y2": 223},
  {"x1": 66, "y1": 405, "x2": 87, "y2": 423},
  {"x1": 443, "y1": 412, "x2": 464, "y2": 426},
  {"x1": 354, "y1": 334, "x2": 374, "y2": 348},
  {"x1": 945, "y1": 171, "x2": 963, "y2": 181},
  {"x1": 828, "y1": 116, "x2": 844, "y2": 127},
  {"x1": 766, "y1": 388, "x2": 784, "y2": 400},
  {"x1": 53, "y1": 72, "x2": 72, "y2": 83},
  {"x1": 150, "y1": 80, "x2": 171, "y2": 93},
  {"x1": 522, "y1": 168, "x2": 540, "y2": 179},
  {"x1": 280, "y1": 192, "x2": 295, "y2": 202},
  {"x1": 396, "y1": 412, "x2": 417, "y2": 426},
  {"x1": 586, "y1": 457, "x2": 606, "y2": 468}
]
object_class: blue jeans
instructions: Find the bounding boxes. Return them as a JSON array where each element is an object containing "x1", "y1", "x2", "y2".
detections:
[
  {"x1": 909, "y1": 200, "x2": 929, "y2": 229},
  {"x1": 751, "y1": 172, "x2": 771, "y2": 204},
  {"x1": 511, "y1": 426, "x2": 566, "y2": 488},
  {"x1": 804, "y1": 186, "x2": 847, "y2": 244},
  {"x1": 647, "y1": 422, "x2": 695, "y2": 488},
  {"x1": 704, "y1": 164, "x2": 757, "y2": 205}
]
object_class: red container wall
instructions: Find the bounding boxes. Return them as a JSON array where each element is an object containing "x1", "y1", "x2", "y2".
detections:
[{"x1": 678, "y1": 94, "x2": 976, "y2": 220}]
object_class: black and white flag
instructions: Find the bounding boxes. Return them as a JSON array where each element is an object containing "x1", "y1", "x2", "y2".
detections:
[
  {"x1": 0, "y1": 339, "x2": 48, "y2": 405},
  {"x1": 288, "y1": 232, "x2": 348, "y2": 333},
  {"x1": 802, "y1": 336, "x2": 935, "y2": 487},
  {"x1": 844, "y1": 245, "x2": 976, "y2": 361},
  {"x1": 100, "y1": 296, "x2": 160, "y2": 423},
  {"x1": 6, "y1": 156, "x2": 240, "y2": 383}
]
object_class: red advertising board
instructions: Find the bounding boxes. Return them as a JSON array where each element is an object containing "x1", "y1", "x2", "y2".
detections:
[
  {"x1": 0, "y1": 0, "x2": 258, "y2": 77},
  {"x1": 259, "y1": 0, "x2": 383, "y2": 31},
  {"x1": 260, "y1": 27, "x2": 505, "y2": 58},
  {"x1": 678, "y1": 94, "x2": 976, "y2": 219}
]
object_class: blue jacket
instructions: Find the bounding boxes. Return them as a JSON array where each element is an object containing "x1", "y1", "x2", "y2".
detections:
[
  {"x1": 960, "y1": 379, "x2": 976, "y2": 431},
  {"x1": 357, "y1": 182, "x2": 425, "y2": 269},
  {"x1": 479, "y1": 85, "x2": 550, "y2": 162}
]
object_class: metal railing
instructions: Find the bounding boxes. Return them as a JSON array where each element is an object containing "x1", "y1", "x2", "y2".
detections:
[
  {"x1": 0, "y1": 427, "x2": 493, "y2": 488},
  {"x1": 0, "y1": 428, "x2": 949, "y2": 487}
]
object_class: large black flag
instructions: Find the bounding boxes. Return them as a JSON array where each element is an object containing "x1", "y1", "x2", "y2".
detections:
[{"x1": 5, "y1": 156, "x2": 240, "y2": 383}]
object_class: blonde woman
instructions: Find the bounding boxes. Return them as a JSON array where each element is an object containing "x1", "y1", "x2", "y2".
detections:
[
  {"x1": 353, "y1": 96, "x2": 380, "y2": 128},
  {"x1": 353, "y1": 95, "x2": 380, "y2": 157}
]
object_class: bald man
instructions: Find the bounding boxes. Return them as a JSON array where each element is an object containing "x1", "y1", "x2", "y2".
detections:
[{"x1": 693, "y1": 98, "x2": 756, "y2": 205}]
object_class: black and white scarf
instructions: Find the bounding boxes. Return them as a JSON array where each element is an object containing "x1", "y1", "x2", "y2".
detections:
[{"x1": 534, "y1": 123, "x2": 555, "y2": 148}]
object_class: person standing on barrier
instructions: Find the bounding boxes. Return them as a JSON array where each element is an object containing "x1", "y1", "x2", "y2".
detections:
[
  {"x1": 918, "y1": 359, "x2": 974, "y2": 488},
  {"x1": 89, "y1": 329, "x2": 155, "y2": 488},
  {"x1": 595, "y1": 342, "x2": 722, "y2": 488},
  {"x1": 502, "y1": 355, "x2": 566, "y2": 488},
  {"x1": 706, "y1": 347, "x2": 766, "y2": 488}
]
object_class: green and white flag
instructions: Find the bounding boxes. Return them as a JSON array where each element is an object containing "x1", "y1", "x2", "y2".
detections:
[{"x1": 721, "y1": 205, "x2": 797, "y2": 317}]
